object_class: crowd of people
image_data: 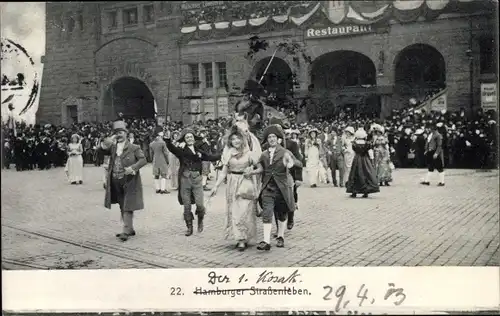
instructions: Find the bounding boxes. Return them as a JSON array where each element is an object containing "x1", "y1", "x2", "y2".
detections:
[
  {"x1": 1, "y1": 84, "x2": 498, "y2": 252},
  {"x1": 2, "y1": 106, "x2": 497, "y2": 174}
]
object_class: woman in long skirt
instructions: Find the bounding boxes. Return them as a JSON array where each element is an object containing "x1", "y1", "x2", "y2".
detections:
[
  {"x1": 305, "y1": 128, "x2": 323, "y2": 188},
  {"x1": 168, "y1": 131, "x2": 180, "y2": 190},
  {"x1": 343, "y1": 126, "x2": 356, "y2": 185},
  {"x1": 65, "y1": 134, "x2": 84, "y2": 185},
  {"x1": 210, "y1": 127, "x2": 258, "y2": 251},
  {"x1": 371, "y1": 124, "x2": 393, "y2": 186},
  {"x1": 346, "y1": 129, "x2": 380, "y2": 198}
]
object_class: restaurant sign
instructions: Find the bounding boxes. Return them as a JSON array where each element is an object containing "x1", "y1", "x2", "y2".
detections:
[{"x1": 306, "y1": 24, "x2": 384, "y2": 39}]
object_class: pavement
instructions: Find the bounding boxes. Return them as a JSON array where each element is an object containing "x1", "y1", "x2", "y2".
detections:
[{"x1": 1, "y1": 165, "x2": 499, "y2": 269}]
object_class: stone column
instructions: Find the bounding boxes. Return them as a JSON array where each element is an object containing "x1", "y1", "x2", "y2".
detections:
[{"x1": 212, "y1": 61, "x2": 218, "y2": 118}]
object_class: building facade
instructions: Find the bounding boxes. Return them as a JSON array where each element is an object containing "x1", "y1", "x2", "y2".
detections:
[{"x1": 39, "y1": 0, "x2": 498, "y2": 125}]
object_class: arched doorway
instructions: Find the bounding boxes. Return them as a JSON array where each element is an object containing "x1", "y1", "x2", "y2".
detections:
[
  {"x1": 252, "y1": 57, "x2": 293, "y2": 108},
  {"x1": 310, "y1": 51, "x2": 378, "y2": 118},
  {"x1": 102, "y1": 76, "x2": 155, "y2": 121},
  {"x1": 394, "y1": 44, "x2": 446, "y2": 104}
]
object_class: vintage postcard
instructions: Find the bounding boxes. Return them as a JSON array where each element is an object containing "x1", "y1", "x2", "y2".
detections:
[{"x1": 1, "y1": 1, "x2": 499, "y2": 314}]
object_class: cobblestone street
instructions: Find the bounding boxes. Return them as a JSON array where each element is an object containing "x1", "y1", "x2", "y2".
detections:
[{"x1": 1, "y1": 166, "x2": 499, "y2": 269}]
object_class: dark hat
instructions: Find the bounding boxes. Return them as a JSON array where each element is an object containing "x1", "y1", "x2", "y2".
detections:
[
  {"x1": 263, "y1": 124, "x2": 285, "y2": 142},
  {"x1": 269, "y1": 117, "x2": 284, "y2": 127},
  {"x1": 178, "y1": 128, "x2": 195, "y2": 142},
  {"x1": 242, "y1": 79, "x2": 267, "y2": 98},
  {"x1": 154, "y1": 126, "x2": 163, "y2": 135}
]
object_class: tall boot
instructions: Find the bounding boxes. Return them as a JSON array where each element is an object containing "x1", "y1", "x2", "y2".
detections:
[
  {"x1": 184, "y1": 213, "x2": 194, "y2": 236},
  {"x1": 196, "y1": 209, "x2": 205, "y2": 233}
]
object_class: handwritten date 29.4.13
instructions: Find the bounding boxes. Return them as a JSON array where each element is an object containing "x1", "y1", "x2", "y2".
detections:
[{"x1": 323, "y1": 283, "x2": 406, "y2": 312}]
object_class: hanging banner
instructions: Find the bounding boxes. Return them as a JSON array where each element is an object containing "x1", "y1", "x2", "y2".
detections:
[
  {"x1": 217, "y1": 97, "x2": 229, "y2": 118},
  {"x1": 481, "y1": 83, "x2": 498, "y2": 111}
]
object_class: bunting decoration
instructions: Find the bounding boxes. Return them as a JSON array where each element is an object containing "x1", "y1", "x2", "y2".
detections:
[{"x1": 179, "y1": 0, "x2": 490, "y2": 40}]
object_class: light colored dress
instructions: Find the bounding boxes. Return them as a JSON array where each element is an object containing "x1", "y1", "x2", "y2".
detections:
[
  {"x1": 65, "y1": 143, "x2": 83, "y2": 183},
  {"x1": 223, "y1": 149, "x2": 257, "y2": 243},
  {"x1": 305, "y1": 138, "x2": 323, "y2": 186},
  {"x1": 343, "y1": 135, "x2": 355, "y2": 182},
  {"x1": 373, "y1": 135, "x2": 393, "y2": 183}
]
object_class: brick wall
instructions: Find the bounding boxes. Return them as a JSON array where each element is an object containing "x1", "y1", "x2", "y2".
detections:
[{"x1": 40, "y1": 3, "x2": 496, "y2": 124}]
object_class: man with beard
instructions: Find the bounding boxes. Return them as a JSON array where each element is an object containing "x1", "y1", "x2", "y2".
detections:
[{"x1": 100, "y1": 120, "x2": 148, "y2": 242}]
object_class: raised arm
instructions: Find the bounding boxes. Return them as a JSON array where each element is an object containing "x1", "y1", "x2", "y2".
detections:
[
  {"x1": 98, "y1": 136, "x2": 114, "y2": 156},
  {"x1": 165, "y1": 138, "x2": 184, "y2": 158}
]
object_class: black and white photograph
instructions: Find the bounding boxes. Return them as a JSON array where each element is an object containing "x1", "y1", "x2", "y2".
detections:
[{"x1": 1, "y1": 0, "x2": 499, "y2": 313}]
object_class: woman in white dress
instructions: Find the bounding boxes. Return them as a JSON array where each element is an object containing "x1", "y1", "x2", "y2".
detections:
[
  {"x1": 65, "y1": 134, "x2": 84, "y2": 185},
  {"x1": 305, "y1": 129, "x2": 324, "y2": 188},
  {"x1": 343, "y1": 126, "x2": 356, "y2": 185},
  {"x1": 210, "y1": 126, "x2": 259, "y2": 251}
]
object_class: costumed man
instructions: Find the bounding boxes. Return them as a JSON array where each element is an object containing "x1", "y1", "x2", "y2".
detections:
[
  {"x1": 245, "y1": 124, "x2": 302, "y2": 251},
  {"x1": 234, "y1": 79, "x2": 266, "y2": 139},
  {"x1": 149, "y1": 126, "x2": 170, "y2": 194},
  {"x1": 264, "y1": 117, "x2": 302, "y2": 233},
  {"x1": 100, "y1": 120, "x2": 148, "y2": 242},
  {"x1": 325, "y1": 128, "x2": 345, "y2": 187},
  {"x1": 165, "y1": 128, "x2": 221, "y2": 236},
  {"x1": 420, "y1": 122, "x2": 445, "y2": 187}
]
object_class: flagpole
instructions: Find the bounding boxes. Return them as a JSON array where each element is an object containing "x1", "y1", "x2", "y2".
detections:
[
  {"x1": 258, "y1": 47, "x2": 280, "y2": 85},
  {"x1": 165, "y1": 78, "x2": 171, "y2": 124}
]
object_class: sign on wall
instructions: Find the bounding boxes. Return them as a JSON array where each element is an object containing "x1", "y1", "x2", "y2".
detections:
[
  {"x1": 217, "y1": 97, "x2": 229, "y2": 118},
  {"x1": 204, "y1": 98, "x2": 215, "y2": 120},
  {"x1": 481, "y1": 83, "x2": 498, "y2": 111},
  {"x1": 430, "y1": 92, "x2": 447, "y2": 112},
  {"x1": 305, "y1": 24, "x2": 385, "y2": 39},
  {"x1": 190, "y1": 99, "x2": 201, "y2": 122}
]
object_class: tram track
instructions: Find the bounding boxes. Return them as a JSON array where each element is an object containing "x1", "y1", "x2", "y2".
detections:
[{"x1": 2, "y1": 224, "x2": 181, "y2": 269}]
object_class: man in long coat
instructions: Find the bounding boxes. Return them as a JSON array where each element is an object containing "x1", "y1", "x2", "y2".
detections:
[
  {"x1": 149, "y1": 127, "x2": 170, "y2": 194},
  {"x1": 100, "y1": 120, "x2": 147, "y2": 242},
  {"x1": 246, "y1": 124, "x2": 302, "y2": 251},
  {"x1": 420, "y1": 122, "x2": 445, "y2": 187}
]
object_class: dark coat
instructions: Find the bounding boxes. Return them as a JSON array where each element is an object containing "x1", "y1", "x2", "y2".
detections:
[
  {"x1": 425, "y1": 130, "x2": 445, "y2": 166},
  {"x1": 286, "y1": 140, "x2": 303, "y2": 181},
  {"x1": 258, "y1": 145, "x2": 302, "y2": 213},
  {"x1": 100, "y1": 139, "x2": 147, "y2": 211},
  {"x1": 165, "y1": 139, "x2": 221, "y2": 205}
]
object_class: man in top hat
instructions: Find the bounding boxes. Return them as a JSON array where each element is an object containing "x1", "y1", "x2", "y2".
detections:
[
  {"x1": 165, "y1": 127, "x2": 221, "y2": 236},
  {"x1": 246, "y1": 124, "x2": 302, "y2": 251},
  {"x1": 420, "y1": 122, "x2": 445, "y2": 187},
  {"x1": 149, "y1": 126, "x2": 170, "y2": 194},
  {"x1": 100, "y1": 120, "x2": 148, "y2": 242}
]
